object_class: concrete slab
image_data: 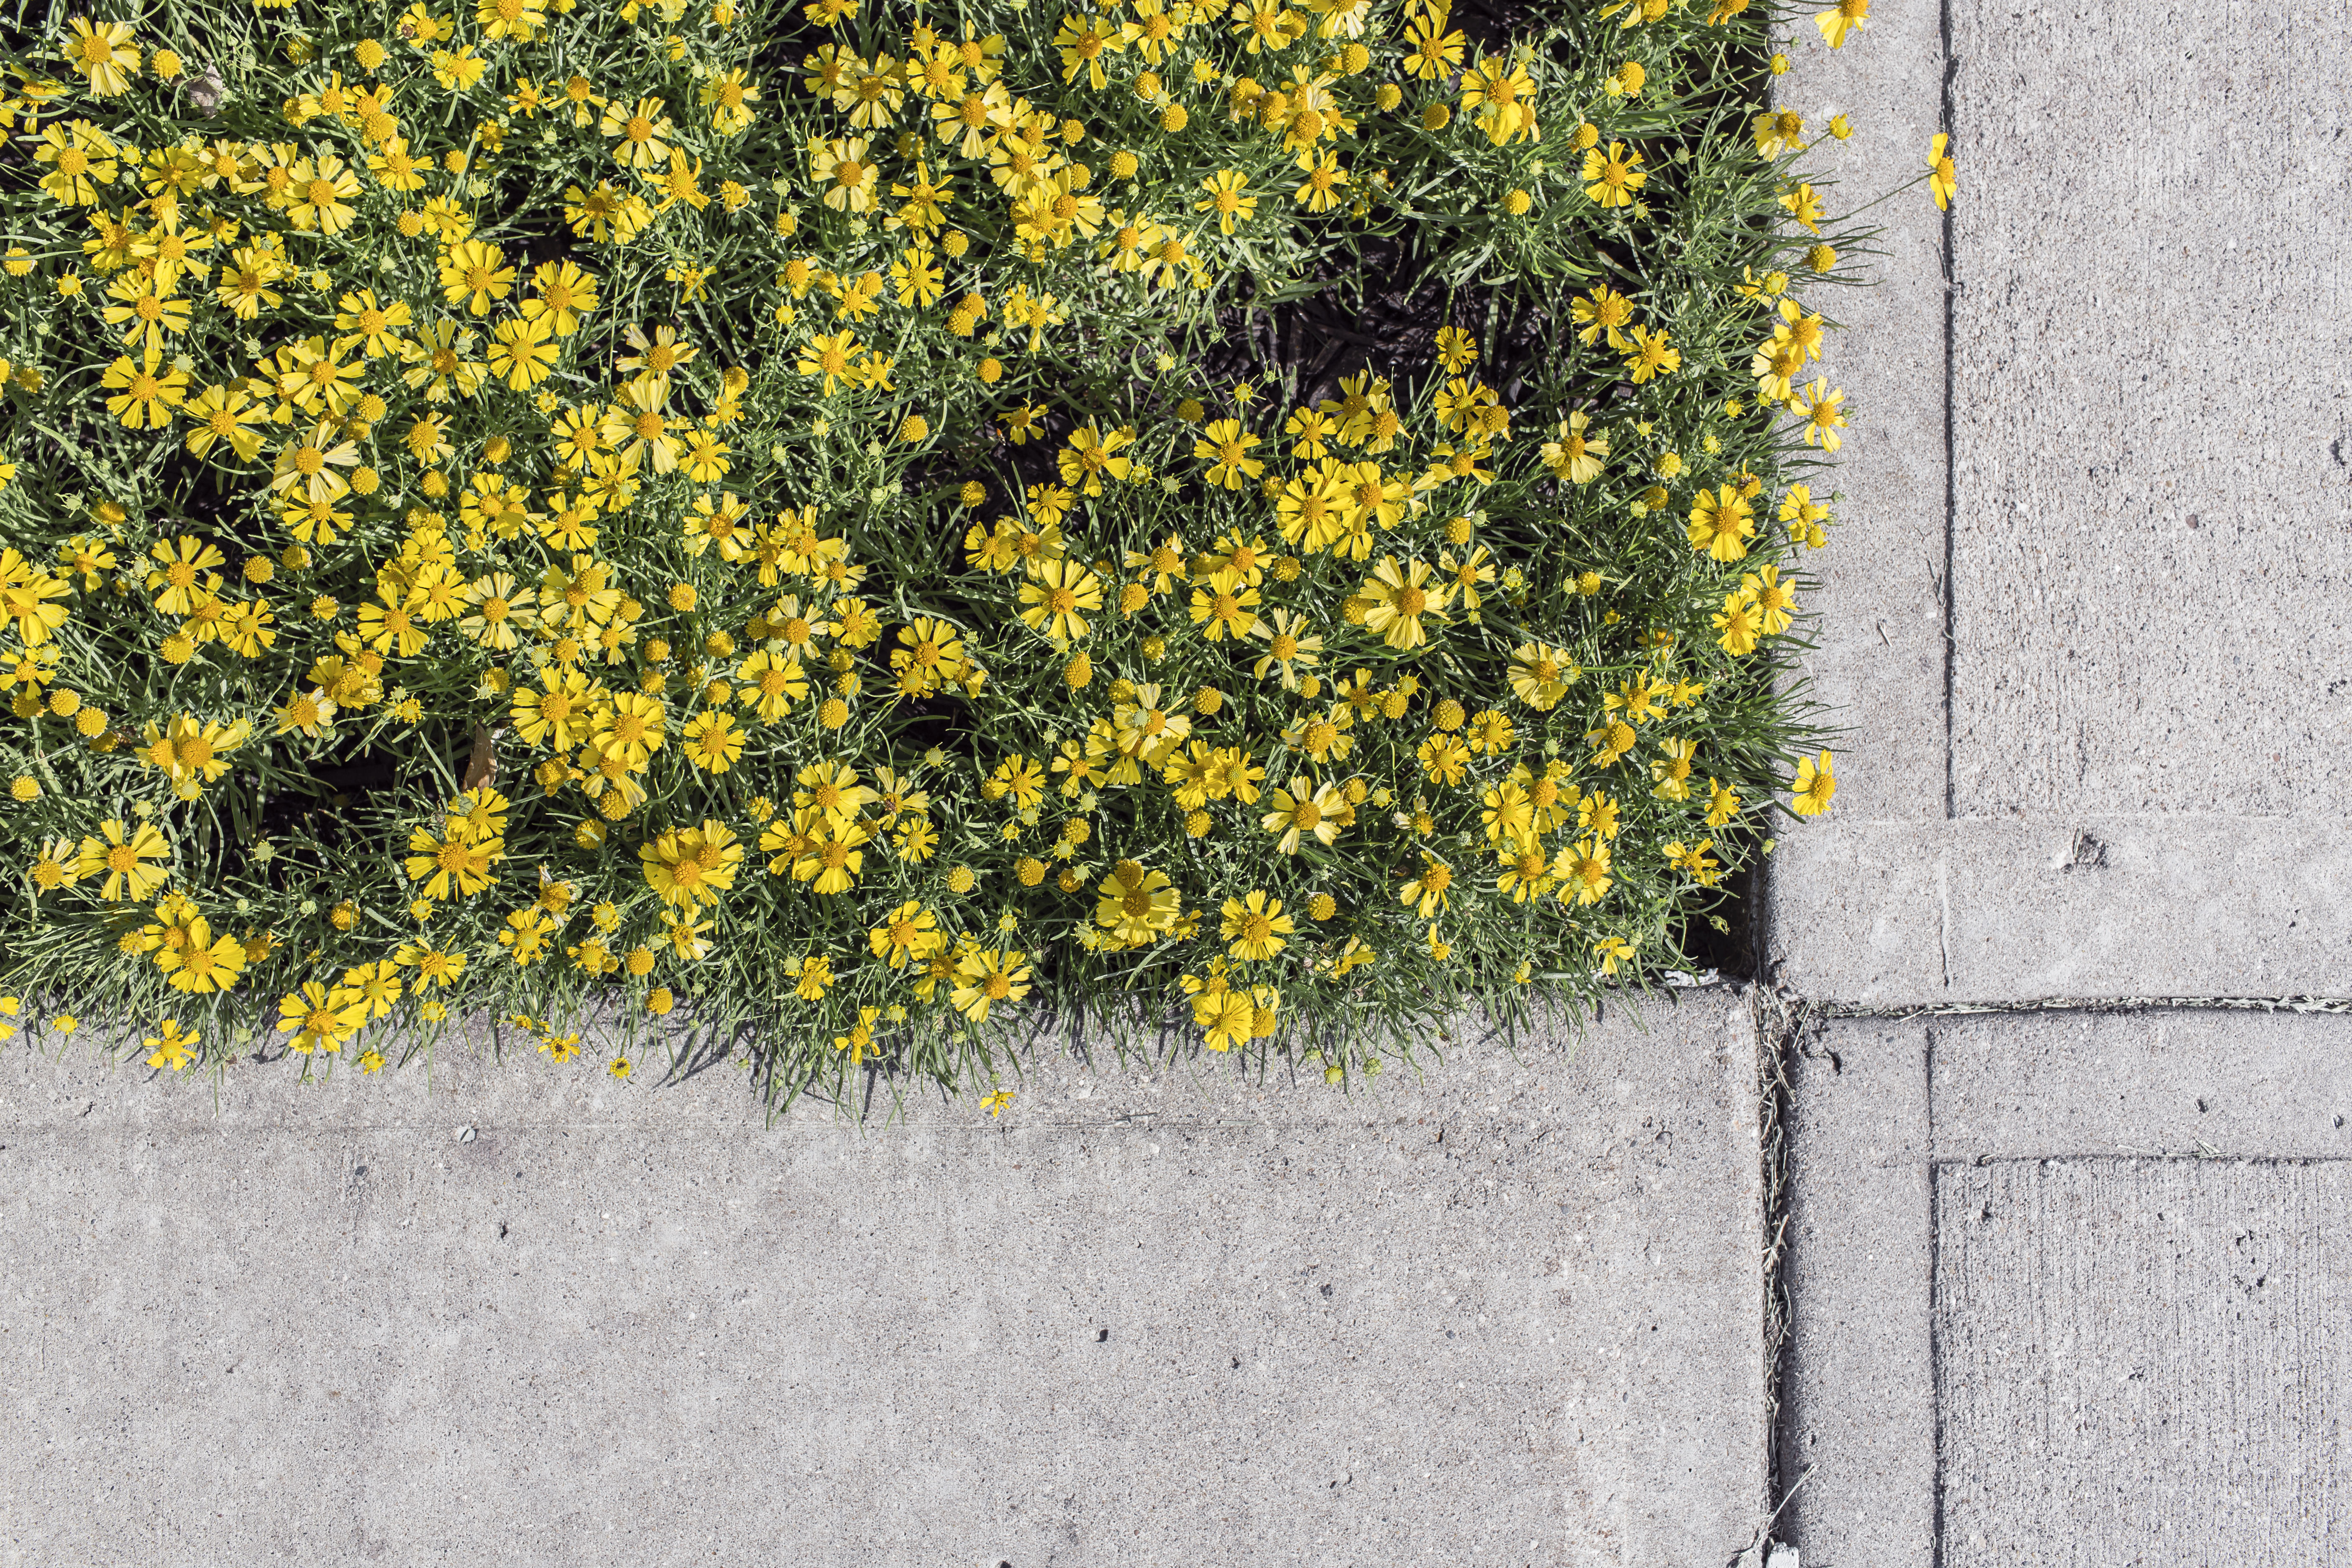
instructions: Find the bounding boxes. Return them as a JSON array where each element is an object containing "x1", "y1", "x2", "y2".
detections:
[
  {"x1": 1781, "y1": 1008, "x2": 2352, "y2": 1566},
  {"x1": 0, "y1": 996, "x2": 1766, "y2": 1566},
  {"x1": 1771, "y1": 1, "x2": 1952, "y2": 826},
  {"x1": 1929, "y1": 1006, "x2": 2352, "y2": 1160},
  {"x1": 1948, "y1": 0, "x2": 2352, "y2": 822},
  {"x1": 1776, "y1": 1017, "x2": 1936, "y2": 1568},
  {"x1": 1764, "y1": 0, "x2": 1955, "y2": 1003},
  {"x1": 1935, "y1": 1158, "x2": 2352, "y2": 1565},
  {"x1": 1769, "y1": 0, "x2": 2352, "y2": 1005},
  {"x1": 1768, "y1": 818, "x2": 2352, "y2": 1006}
]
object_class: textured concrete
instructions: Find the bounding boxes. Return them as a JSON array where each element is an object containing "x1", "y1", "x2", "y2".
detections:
[
  {"x1": 1768, "y1": 0, "x2": 2352, "y2": 1004},
  {"x1": 1936, "y1": 1159, "x2": 2352, "y2": 1566},
  {"x1": 1948, "y1": 2, "x2": 2352, "y2": 821},
  {"x1": 1776, "y1": 1018, "x2": 1935, "y2": 1568},
  {"x1": 0, "y1": 998, "x2": 1766, "y2": 1566},
  {"x1": 1930, "y1": 1007, "x2": 2352, "y2": 1160},
  {"x1": 1771, "y1": 0, "x2": 1952, "y2": 828},
  {"x1": 1781, "y1": 1009, "x2": 2352, "y2": 1567},
  {"x1": 1770, "y1": 817, "x2": 2352, "y2": 1004}
]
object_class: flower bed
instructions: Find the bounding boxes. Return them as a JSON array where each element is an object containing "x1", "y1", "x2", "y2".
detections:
[{"x1": 0, "y1": 0, "x2": 1935, "y2": 1101}]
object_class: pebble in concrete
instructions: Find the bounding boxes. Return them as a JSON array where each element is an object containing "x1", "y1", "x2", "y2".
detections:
[{"x1": 0, "y1": 998, "x2": 1765, "y2": 1565}]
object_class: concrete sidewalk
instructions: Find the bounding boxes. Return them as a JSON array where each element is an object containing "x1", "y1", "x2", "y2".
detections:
[
  {"x1": 1770, "y1": 0, "x2": 2352, "y2": 1562},
  {"x1": 0, "y1": 1000, "x2": 1766, "y2": 1566}
]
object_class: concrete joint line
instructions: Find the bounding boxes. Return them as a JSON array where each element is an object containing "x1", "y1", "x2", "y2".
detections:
[{"x1": 1824, "y1": 995, "x2": 2352, "y2": 1018}]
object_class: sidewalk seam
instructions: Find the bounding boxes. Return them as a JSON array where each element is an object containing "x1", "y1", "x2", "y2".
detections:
[{"x1": 1940, "y1": 0, "x2": 1960, "y2": 827}]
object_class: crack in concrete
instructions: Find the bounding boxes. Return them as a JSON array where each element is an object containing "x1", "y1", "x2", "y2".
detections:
[{"x1": 1826, "y1": 995, "x2": 2352, "y2": 1018}]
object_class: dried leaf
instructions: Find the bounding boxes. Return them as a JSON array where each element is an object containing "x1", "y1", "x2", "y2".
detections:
[{"x1": 461, "y1": 723, "x2": 502, "y2": 791}]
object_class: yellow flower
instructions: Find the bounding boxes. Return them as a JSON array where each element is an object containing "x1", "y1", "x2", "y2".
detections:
[
  {"x1": 1193, "y1": 169, "x2": 1257, "y2": 235},
  {"x1": 1017, "y1": 558, "x2": 1104, "y2": 642},
  {"x1": 1687, "y1": 485, "x2": 1756, "y2": 562},
  {"x1": 144, "y1": 1020, "x2": 200, "y2": 1072},
  {"x1": 951, "y1": 948, "x2": 1031, "y2": 1021},
  {"x1": 1539, "y1": 412, "x2": 1609, "y2": 485},
  {"x1": 136, "y1": 714, "x2": 253, "y2": 801},
  {"x1": 477, "y1": 0, "x2": 548, "y2": 42},
  {"x1": 868, "y1": 901, "x2": 943, "y2": 968},
  {"x1": 100, "y1": 348, "x2": 189, "y2": 430},
  {"x1": 1293, "y1": 148, "x2": 1349, "y2": 212},
  {"x1": 77, "y1": 818, "x2": 171, "y2": 902},
  {"x1": 395, "y1": 942, "x2": 469, "y2": 988},
  {"x1": 601, "y1": 94, "x2": 677, "y2": 171},
  {"x1": 1582, "y1": 141, "x2": 1645, "y2": 208},
  {"x1": 287, "y1": 155, "x2": 362, "y2": 235},
  {"x1": 677, "y1": 711, "x2": 745, "y2": 774},
  {"x1": 1260, "y1": 775, "x2": 1344, "y2": 855},
  {"x1": 405, "y1": 821, "x2": 501, "y2": 899},
  {"x1": 1554, "y1": 838, "x2": 1615, "y2": 907},
  {"x1": 1096, "y1": 859, "x2": 1180, "y2": 946},
  {"x1": 1193, "y1": 988, "x2": 1253, "y2": 1052},
  {"x1": 1792, "y1": 378, "x2": 1848, "y2": 452},
  {"x1": 155, "y1": 915, "x2": 248, "y2": 994},
  {"x1": 1357, "y1": 555, "x2": 1449, "y2": 650},
  {"x1": 1219, "y1": 890, "x2": 1293, "y2": 962},
  {"x1": 486, "y1": 314, "x2": 560, "y2": 390},
  {"x1": 1054, "y1": 11, "x2": 1127, "y2": 90},
  {"x1": 1507, "y1": 642, "x2": 1579, "y2": 710},
  {"x1": 1927, "y1": 132, "x2": 1956, "y2": 210},
  {"x1": 1621, "y1": 325, "x2": 1681, "y2": 383},
  {"x1": 510, "y1": 667, "x2": 595, "y2": 748},
  {"x1": 1817, "y1": 0, "x2": 1869, "y2": 49},
  {"x1": 810, "y1": 135, "x2": 879, "y2": 212},
  {"x1": 65, "y1": 18, "x2": 142, "y2": 97},
  {"x1": 1461, "y1": 54, "x2": 1538, "y2": 145},
  {"x1": 438, "y1": 238, "x2": 517, "y2": 316},
  {"x1": 1790, "y1": 751, "x2": 1837, "y2": 816},
  {"x1": 276, "y1": 982, "x2": 366, "y2": 1055},
  {"x1": 1714, "y1": 593, "x2": 1762, "y2": 655}
]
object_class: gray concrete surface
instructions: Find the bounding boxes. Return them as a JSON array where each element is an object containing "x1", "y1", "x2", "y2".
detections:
[
  {"x1": 1768, "y1": 0, "x2": 2352, "y2": 1005},
  {"x1": 1766, "y1": 0, "x2": 1953, "y2": 1005},
  {"x1": 0, "y1": 997, "x2": 1766, "y2": 1566},
  {"x1": 1773, "y1": 0, "x2": 1952, "y2": 831},
  {"x1": 1776, "y1": 1017, "x2": 1936, "y2": 1568},
  {"x1": 1930, "y1": 1007, "x2": 2352, "y2": 1161},
  {"x1": 1770, "y1": 817, "x2": 2352, "y2": 1004},
  {"x1": 1947, "y1": 2, "x2": 2352, "y2": 824},
  {"x1": 1936, "y1": 1157, "x2": 2352, "y2": 1566},
  {"x1": 1781, "y1": 1009, "x2": 2352, "y2": 1568}
]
